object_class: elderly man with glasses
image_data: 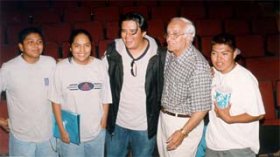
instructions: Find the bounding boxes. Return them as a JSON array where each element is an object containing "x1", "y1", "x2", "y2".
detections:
[
  {"x1": 102, "y1": 12, "x2": 166, "y2": 157},
  {"x1": 157, "y1": 17, "x2": 212, "y2": 157}
]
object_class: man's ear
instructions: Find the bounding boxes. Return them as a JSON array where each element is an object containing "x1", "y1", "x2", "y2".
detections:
[
  {"x1": 18, "y1": 43, "x2": 23, "y2": 52},
  {"x1": 233, "y1": 49, "x2": 238, "y2": 59},
  {"x1": 142, "y1": 31, "x2": 147, "y2": 37}
]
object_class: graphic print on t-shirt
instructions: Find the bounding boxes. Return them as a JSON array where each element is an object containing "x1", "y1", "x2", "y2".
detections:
[{"x1": 67, "y1": 82, "x2": 102, "y2": 91}]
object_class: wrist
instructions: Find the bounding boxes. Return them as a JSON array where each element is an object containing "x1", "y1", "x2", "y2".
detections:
[{"x1": 179, "y1": 128, "x2": 188, "y2": 138}]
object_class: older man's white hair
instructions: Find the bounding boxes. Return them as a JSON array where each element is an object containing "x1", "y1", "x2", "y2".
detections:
[{"x1": 170, "y1": 17, "x2": 196, "y2": 39}]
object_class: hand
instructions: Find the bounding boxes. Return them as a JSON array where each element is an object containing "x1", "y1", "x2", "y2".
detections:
[
  {"x1": 100, "y1": 118, "x2": 107, "y2": 129},
  {"x1": 0, "y1": 118, "x2": 9, "y2": 132},
  {"x1": 60, "y1": 130, "x2": 70, "y2": 144},
  {"x1": 166, "y1": 129, "x2": 186, "y2": 151},
  {"x1": 214, "y1": 101, "x2": 232, "y2": 123}
]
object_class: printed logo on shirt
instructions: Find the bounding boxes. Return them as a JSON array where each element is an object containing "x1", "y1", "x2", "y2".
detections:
[
  {"x1": 44, "y1": 78, "x2": 49, "y2": 86},
  {"x1": 67, "y1": 82, "x2": 102, "y2": 91}
]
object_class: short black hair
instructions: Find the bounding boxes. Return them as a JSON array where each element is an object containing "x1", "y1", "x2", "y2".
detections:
[
  {"x1": 18, "y1": 27, "x2": 44, "y2": 44},
  {"x1": 69, "y1": 29, "x2": 93, "y2": 45},
  {"x1": 211, "y1": 33, "x2": 236, "y2": 51},
  {"x1": 67, "y1": 29, "x2": 93, "y2": 59},
  {"x1": 119, "y1": 12, "x2": 148, "y2": 32}
]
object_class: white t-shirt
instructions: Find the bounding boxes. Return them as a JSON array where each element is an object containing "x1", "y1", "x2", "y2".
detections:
[
  {"x1": 103, "y1": 35, "x2": 158, "y2": 130},
  {"x1": 0, "y1": 55, "x2": 56, "y2": 142},
  {"x1": 206, "y1": 64, "x2": 265, "y2": 153},
  {"x1": 48, "y1": 57, "x2": 112, "y2": 142}
]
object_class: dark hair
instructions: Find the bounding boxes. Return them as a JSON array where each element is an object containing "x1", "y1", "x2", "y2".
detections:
[
  {"x1": 69, "y1": 29, "x2": 93, "y2": 45},
  {"x1": 211, "y1": 33, "x2": 236, "y2": 51},
  {"x1": 119, "y1": 12, "x2": 148, "y2": 32},
  {"x1": 67, "y1": 29, "x2": 93, "y2": 60},
  {"x1": 18, "y1": 27, "x2": 44, "y2": 44}
]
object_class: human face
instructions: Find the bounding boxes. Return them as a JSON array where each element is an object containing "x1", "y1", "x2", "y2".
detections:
[
  {"x1": 166, "y1": 19, "x2": 192, "y2": 56},
  {"x1": 70, "y1": 33, "x2": 92, "y2": 65},
  {"x1": 121, "y1": 20, "x2": 146, "y2": 51},
  {"x1": 18, "y1": 33, "x2": 43, "y2": 63},
  {"x1": 211, "y1": 44, "x2": 237, "y2": 74}
]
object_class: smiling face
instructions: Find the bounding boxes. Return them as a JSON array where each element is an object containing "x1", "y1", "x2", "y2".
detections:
[
  {"x1": 166, "y1": 19, "x2": 193, "y2": 56},
  {"x1": 70, "y1": 33, "x2": 92, "y2": 65},
  {"x1": 121, "y1": 20, "x2": 146, "y2": 51},
  {"x1": 211, "y1": 43, "x2": 238, "y2": 74},
  {"x1": 18, "y1": 33, "x2": 43, "y2": 63}
]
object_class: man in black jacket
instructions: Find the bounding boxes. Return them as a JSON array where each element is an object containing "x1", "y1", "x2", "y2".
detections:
[{"x1": 102, "y1": 12, "x2": 166, "y2": 157}]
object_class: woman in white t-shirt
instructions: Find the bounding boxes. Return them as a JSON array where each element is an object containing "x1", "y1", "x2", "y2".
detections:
[
  {"x1": 205, "y1": 33, "x2": 265, "y2": 157},
  {"x1": 49, "y1": 29, "x2": 112, "y2": 157}
]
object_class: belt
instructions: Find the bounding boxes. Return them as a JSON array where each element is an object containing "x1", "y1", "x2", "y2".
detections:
[{"x1": 161, "y1": 108, "x2": 191, "y2": 118}]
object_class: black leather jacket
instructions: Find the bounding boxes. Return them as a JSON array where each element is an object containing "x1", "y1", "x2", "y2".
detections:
[{"x1": 105, "y1": 42, "x2": 166, "y2": 139}]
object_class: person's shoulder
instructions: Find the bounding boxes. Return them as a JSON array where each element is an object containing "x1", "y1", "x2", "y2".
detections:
[
  {"x1": 40, "y1": 55, "x2": 56, "y2": 64},
  {"x1": 234, "y1": 64, "x2": 258, "y2": 83},
  {"x1": 56, "y1": 58, "x2": 70, "y2": 67},
  {"x1": 1, "y1": 55, "x2": 21, "y2": 69}
]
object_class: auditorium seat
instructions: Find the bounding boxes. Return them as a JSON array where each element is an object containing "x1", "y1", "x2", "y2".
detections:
[
  {"x1": 200, "y1": 36, "x2": 212, "y2": 60},
  {"x1": 63, "y1": 7, "x2": 92, "y2": 23},
  {"x1": 151, "y1": 6, "x2": 178, "y2": 25},
  {"x1": 105, "y1": 21, "x2": 119, "y2": 40},
  {"x1": 147, "y1": 19, "x2": 165, "y2": 46},
  {"x1": 108, "y1": 0, "x2": 135, "y2": 7},
  {"x1": 224, "y1": 19, "x2": 251, "y2": 35},
  {"x1": 1, "y1": 11, "x2": 28, "y2": 25},
  {"x1": 44, "y1": 41, "x2": 60, "y2": 60},
  {"x1": 0, "y1": 25, "x2": 5, "y2": 44},
  {"x1": 98, "y1": 39, "x2": 113, "y2": 58},
  {"x1": 195, "y1": 19, "x2": 223, "y2": 37},
  {"x1": 180, "y1": 5, "x2": 206, "y2": 21},
  {"x1": 92, "y1": 6, "x2": 120, "y2": 27},
  {"x1": 207, "y1": 3, "x2": 234, "y2": 19},
  {"x1": 277, "y1": 80, "x2": 280, "y2": 108},
  {"x1": 236, "y1": 35, "x2": 265, "y2": 58},
  {"x1": 42, "y1": 23, "x2": 72, "y2": 45},
  {"x1": 121, "y1": 5, "x2": 149, "y2": 19},
  {"x1": 0, "y1": 100, "x2": 9, "y2": 155},
  {"x1": 6, "y1": 24, "x2": 31, "y2": 44},
  {"x1": 32, "y1": 9, "x2": 62, "y2": 24},
  {"x1": 74, "y1": 21, "x2": 104, "y2": 45},
  {"x1": 61, "y1": 42, "x2": 70, "y2": 58},
  {"x1": 0, "y1": 44, "x2": 19, "y2": 65},
  {"x1": 259, "y1": 80, "x2": 280, "y2": 126},
  {"x1": 51, "y1": 1, "x2": 79, "y2": 8},
  {"x1": 234, "y1": 2, "x2": 262, "y2": 19},
  {"x1": 159, "y1": 1, "x2": 183, "y2": 7},
  {"x1": 266, "y1": 34, "x2": 280, "y2": 56},
  {"x1": 22, "y1": 1, "x2": 51, "y2": 9},
  {"x1": 252, "y1": 18, "x2": 278, "y2": 36},
  {"x1": 245, "y1": 57, "x2": 280, "y2": 82},
  {"x1": 79, "y1": 0, "x2": 107, "y2": 8}
]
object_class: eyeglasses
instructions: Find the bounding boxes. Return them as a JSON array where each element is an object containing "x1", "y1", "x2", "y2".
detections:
[
  {"x1": 121, "y1": 27, "x2": 139, "y2": 36},
  {"x1": 130, "y1": 60, "x2": 137, "y2": 77},
  {"x1": 164, "y1": 33, "x2": 187, "y2": 39}
]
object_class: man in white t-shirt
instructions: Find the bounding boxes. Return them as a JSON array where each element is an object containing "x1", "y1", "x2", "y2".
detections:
[
  {"x1": 206, "y1": 33, "x2": 265, "y2": 157},
  {"x1": 103, "y1": 12, "x2": 166, "y2": 157},
  {"x1": 0, "y1": 27, "x2": 57, "y2": 156}
]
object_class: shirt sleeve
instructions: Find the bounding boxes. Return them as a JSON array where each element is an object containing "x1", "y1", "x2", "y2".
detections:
[
  {"x1": 101, "y1": 61, "x2": 112, "y2": 104},
  {"x1": 189, "y1": 68, "x2": 212, "y2": 113},
  {"x1": 48, "y1": 65, "x2": 63, "y2": 104}
]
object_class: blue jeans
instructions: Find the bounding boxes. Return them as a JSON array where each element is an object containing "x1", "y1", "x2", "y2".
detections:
[
  {"x1": 58, "y1": 129, "x2": 105, "y2": 157},
  {"x1": 9, "y1": 133, "x2": 58, "y2": 157},
  {"x1": 106, "y1": 125, "x2": 156, "y2": 157}
]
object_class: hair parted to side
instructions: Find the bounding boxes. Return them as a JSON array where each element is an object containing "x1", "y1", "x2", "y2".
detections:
[
  {"x1": 119, "y1": 12, "x2": 148, "y2": 32},
  {"x1": 18, "y1": 27, "x2": 44, "y2": 44},
  {"x1": 211, "y1": 33, "x2": 236, "y2": 51}
]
